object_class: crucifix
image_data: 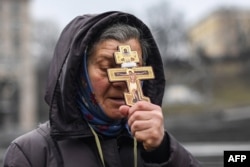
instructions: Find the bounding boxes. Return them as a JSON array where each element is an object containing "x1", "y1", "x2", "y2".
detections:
[{"x1": 107, "y1": 45, "x2": 155, "y2": 106}]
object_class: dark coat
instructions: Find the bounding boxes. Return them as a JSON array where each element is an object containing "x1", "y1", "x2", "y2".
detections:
[{"x1": 3, "y1": 11, "x2": 200, "y2": 167}]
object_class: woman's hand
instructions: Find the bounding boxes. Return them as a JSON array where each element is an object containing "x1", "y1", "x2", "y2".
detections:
[{"x1": 119, "y1": 101, "x2": 165, "y2": 151}]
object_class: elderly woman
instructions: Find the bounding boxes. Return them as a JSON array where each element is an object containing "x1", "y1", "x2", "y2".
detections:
[{"x1": 3, "y1": 11, "x2": 200, "y2": 167}]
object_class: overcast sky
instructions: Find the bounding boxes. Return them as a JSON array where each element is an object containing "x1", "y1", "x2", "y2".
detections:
[{"x1": 31, "y1": 0, "x2": 250, "y2": 30}]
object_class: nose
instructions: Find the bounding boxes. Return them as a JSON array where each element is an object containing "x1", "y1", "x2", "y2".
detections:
[{"x1": 111, "y1": 81, "x2": 128, "y2": 91}]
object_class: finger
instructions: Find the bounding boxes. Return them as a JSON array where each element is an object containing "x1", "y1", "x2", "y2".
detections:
[
  {"x1": 127, "y1": 111, "x2": 151, "y2": 127},
  {"x1": 130, "y1": 119, "x2": 151, "y2": 135},
  {"x1": 127, "y1": 101, "x2": 161, "y2": 118},
  {"x1": 134, "y1": 127, "x2": 157, "y2": 143},
  {"x1": 119, "y1": 105, "x2": 130, "y2": 117},
  {"x1": 134, "y1": 127, "x2": 164, "y2": 150},
  {"x1": 128, "y1": 108, "x2": 163, "y2": 128}
]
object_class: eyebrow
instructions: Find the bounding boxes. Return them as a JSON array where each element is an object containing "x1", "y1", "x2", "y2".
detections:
[
  {"x1": 96, "y1": 54, "x2": 114, "y2": 61},
  {"x1": 88, "y1": 54, "x2": 115, "y2": 66}
]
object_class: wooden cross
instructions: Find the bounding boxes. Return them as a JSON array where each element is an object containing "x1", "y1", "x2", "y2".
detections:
[{"x1": 107, "y1": 45, "x2": 155, "y2": 106}]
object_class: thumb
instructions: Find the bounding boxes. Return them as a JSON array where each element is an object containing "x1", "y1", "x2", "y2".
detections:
[{"x1": 119, "y1": 105, "x2": 130, "y2": 117}]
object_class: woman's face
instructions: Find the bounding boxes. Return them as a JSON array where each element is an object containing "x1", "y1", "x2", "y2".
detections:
[{"x1": 88, "y1": 39, "x2": 142, "y2": 120}]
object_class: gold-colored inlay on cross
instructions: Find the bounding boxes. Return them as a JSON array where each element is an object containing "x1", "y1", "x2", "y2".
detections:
[{"x1": 107, "y1": 45, "x2": 155, "y2": 106}]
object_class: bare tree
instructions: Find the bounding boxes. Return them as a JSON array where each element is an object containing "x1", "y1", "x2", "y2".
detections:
[
  {"x1": 145, "y1": 2, "x2": 213, "y2": 105},
  {"x1": 146, "y1": 1, "x2": 188, "y2": 62}
]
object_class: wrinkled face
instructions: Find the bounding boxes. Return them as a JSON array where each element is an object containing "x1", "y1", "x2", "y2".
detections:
[{"x1": 88, "y1": 39, "x2": 143, "y2": 120}]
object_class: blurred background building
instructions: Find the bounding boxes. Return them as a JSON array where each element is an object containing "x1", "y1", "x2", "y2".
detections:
[
  {"x1": 188, "y1": 8, "x2": 250, "y2": 58},
  {"x1": 0, "y1": 0, "x2": 250, "y2": 166},
  {"x1": 0, "y1": 0, "x2": 36, "y2": 131}
]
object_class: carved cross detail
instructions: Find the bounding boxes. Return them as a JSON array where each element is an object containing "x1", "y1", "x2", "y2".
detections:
[{"x1": 107, "y1": 45, "x2": 155, "y2": 106}]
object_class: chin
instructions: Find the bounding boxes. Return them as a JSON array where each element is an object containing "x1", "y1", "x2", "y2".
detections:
[{"x1": 105, "y1": 110, "x2": 124, "y2": 120}]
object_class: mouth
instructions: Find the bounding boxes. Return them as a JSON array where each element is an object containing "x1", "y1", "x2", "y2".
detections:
[{"x1": 109, "y1": 97, "x2": 125, "y2": 105}]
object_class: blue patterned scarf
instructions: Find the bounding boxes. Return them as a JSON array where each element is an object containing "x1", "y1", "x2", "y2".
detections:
[{"x1": 77, "y1": 50, "x2": 127, "y2": 136}]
